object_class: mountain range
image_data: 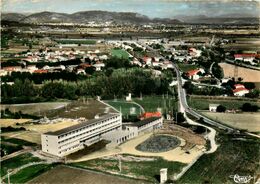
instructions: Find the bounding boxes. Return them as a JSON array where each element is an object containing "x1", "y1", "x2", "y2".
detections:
[{"x1": 1, "y1": 11, "x2": 259, "y2": 25}]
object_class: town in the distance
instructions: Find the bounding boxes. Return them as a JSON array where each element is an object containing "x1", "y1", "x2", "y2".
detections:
[{"x1": 1, "y1": 1, "x2": 260, "y2": 184}]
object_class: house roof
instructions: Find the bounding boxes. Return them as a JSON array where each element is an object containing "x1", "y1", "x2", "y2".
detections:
[
  {"x1": 131, "y1": 117, "x2": 161, "y2": 128},
  {"x1": 44, "y1": 113, "x2": 119, "y2": 136},
  {"x1": 34, "y1": 69, "x2": 48, "y2": 74},
  {"x1": 233, "y1": 88, "x2": 249, "y2": 93},
  {"x1": 234, "y1": 54, "x2": 257, "y2": 58},
  {"x1": 186, "y1": 69, "x2": 200, "y2": 77},
  {"x1": 234, "y1": 84, "x2": 245, "y2": 89},
  {"x1": 141, "y1": 112, "x2": 161, "y2": 118}
]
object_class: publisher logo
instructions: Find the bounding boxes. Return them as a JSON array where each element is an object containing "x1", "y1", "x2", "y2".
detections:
[{"x1": 229, "y1": 174, "x2": 253, "y2": 184}]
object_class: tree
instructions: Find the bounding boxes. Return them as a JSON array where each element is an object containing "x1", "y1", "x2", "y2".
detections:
[
  {"x1": 241, "y1": 103, "x2": 258, "y2": 112},
  {"x1": 183, "y1": 81, "x2": 194, "y2": 94},
  {"x1": 176, "y1": 112, "x2": 185, "y2": 123},
  {"x1": 216, "y1": 105, "x2": 226, "y2": 112},
  {"x1": 245, "y1": 89, "x2": 260, "y2": 98}
]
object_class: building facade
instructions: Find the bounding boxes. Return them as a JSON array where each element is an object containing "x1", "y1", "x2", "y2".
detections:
[{"x1": 41, "y1": 113, "x2": 122, "y2": 157}]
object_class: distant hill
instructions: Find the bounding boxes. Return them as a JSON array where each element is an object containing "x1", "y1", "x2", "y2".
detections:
[
  {"x1": 1, "y1": 13, "x2": 27, "y2": 22},
  {"x1": 1, "y1": 11, "x2": 258, "y2": 25},
  {"x1": 177, "y1": 14, "x2": 259, "y2": 24},
  {"x1": 2, "y1": 11, "x2": 182, "y2": 25}
]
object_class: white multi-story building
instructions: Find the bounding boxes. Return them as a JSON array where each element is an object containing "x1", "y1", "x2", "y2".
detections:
[{"x1": 41, "y1": 113, "x2": 122, "y2": 157}]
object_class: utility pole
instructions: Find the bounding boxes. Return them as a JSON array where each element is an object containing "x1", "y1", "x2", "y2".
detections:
[{"x1": 7, "y1": 169, "x2": 11, "y2": 184}]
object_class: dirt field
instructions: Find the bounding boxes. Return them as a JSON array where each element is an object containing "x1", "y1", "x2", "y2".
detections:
[
  {"x1": 219, "y1": 63, "x2": 260, "y2": 82},
  {"x1": 202, "y1": 112, "x2": 260, "y2": 132},
  {"x1": 1, "y1": 120, "x2": 81, "y2": 144},
  {"x1": 1, "y1": 119, "x2": 32, "y2": 127},
  {"x1": 28, "y1": 165, "x2": 143, "y2": 184}
]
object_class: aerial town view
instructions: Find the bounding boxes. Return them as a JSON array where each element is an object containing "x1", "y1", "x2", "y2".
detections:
[{"x1": 0, "y1": 0, "x2": 260, "y2": 183}]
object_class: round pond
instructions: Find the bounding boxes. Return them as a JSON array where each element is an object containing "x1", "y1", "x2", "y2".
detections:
[{"x1": 136, "y1": 134, "x2": 181, "y2": 153}]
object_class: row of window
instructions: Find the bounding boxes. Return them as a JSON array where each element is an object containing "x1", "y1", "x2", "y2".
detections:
[
  {"x1": 58, "y1": 120, "x2": 120, "y2": 144},
  {"x1": 57, "y1": 116, "x2": 119, "y2": 139}
]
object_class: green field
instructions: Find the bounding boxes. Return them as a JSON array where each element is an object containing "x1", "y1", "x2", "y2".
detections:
[
  {"x1": 1, "y1": 153, "x2": 42, "y2": 177},
  {"x1": 188, "y1": 96, "x2": 260, "y2": 110},
  {"x1": 133, "y1": 95, "x2": 178, "y2": 114},
  {"x1": 3, "y1": 164, "x2": 54, "y2": 184},
  {"x1": 177, "y1": 63, "x2": 199, "y2": 72},
  {"x1": 106, "y1": 100, "x2": 143, "y2": 116},
  {"x1": 70, "y1": 156, "x2": 186, "y2": 183},
  {"x1": 56, "y1": 39, "x2": 96, "y2": 45},
  {"x1": 1, "y1": 136, "x2": 38, "y2": 147},
  {"x1": 111, "y1": 49, "x2": 129, "y2": 59},
  {"x1": 178, "y1": 134, "x2": 260, "y2": 184}
]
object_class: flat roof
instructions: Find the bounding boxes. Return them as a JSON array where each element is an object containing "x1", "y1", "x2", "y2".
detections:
[
  {"x1": 131, "y1": 117, "x2": 161, "y2": 128},
  {"x1": 44, "y1": 113, "x2": 120, "y2": 136}
]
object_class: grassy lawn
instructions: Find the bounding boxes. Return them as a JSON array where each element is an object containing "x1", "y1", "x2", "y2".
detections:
[
  {"x1": 178, "y1": 134, "x2": 260, "y2": 184},
  {"x1": 1, "y1": 143, "x2": 23, "y2": 156},
  {"x1": 177, "y1": 63, "x2": 199, "y2": 72},
  {"x1": 1, "y1": 153, "x2": 42, "y2": 177},
  {"x1": 3, "y1": 164, "x2": 55, "y2": 184},
  {"x1": 70, "y1": 156, "x2": 186, "y2": 182},
  {"x1": 201, "y1": 112, "x2": 260, "y2": 132},
  {"x1": 106, "y1": 100, "x2": 143, "y2": 116},
  {"x1": 1, "y1": 136, "x2": 38, "y2": 147},
  {"x1": 187, "y1": 96, "x2": 260, "y2": 110},
  {"x1": 133, "y1": 95, "x2": 178, "y2": 114},
  {"x1": 111, "y1": 49, "x2": 129, "y2": 59}
]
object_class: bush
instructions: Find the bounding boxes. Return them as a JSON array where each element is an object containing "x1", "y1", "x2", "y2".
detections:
[
  {"x1": 241, "y1": 103, "x2": 258, "y2": 112},
  {"x1": 216, "y1": 105, "x2": 226, "y2": 112}
]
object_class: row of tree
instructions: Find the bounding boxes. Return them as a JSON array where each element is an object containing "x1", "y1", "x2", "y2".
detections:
[{"x1": 1, "y1": 68, "x2": 172, "y2": 104}]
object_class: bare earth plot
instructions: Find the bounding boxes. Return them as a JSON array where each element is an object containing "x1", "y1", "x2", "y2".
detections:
[
  {"x1": 1, "y1": 121, "x2": 81, "y2": 144},
  {"x1": 202, "y1": 112, "x2": 260, "y2": 132},
  {"x1": 219, "y1": 63, "x2": 260, "y2": 82},
  {"x1": 28, "y1": 165, "x2": 143, "y2": 184},
  {"x1": 1, "y1": 119, "x2": 31, "y2": 127}
]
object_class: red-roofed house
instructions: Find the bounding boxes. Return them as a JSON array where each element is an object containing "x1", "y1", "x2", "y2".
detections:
[
  {"x1": 186, "y1": 68, "x2": 205, "y2": 80},
  {"x1": 140, "y1": 112, "x2": 161, "y2": 119},
  {"x1": 143, "y1": 57, "x2": 152, "y2": 66},
  {"x1": 234, "y1": 54, "x2": 256, "y2": 62},
  {"x1": 233, "y1": 84, "x2": 249, "y2": 96},
  {"x1": 34, "y1": 69, "x2": 48, "y2": 74}
]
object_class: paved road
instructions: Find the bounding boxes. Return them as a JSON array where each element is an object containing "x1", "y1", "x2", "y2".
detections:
[{"x1": 172, "y1": 63, "x2": 235, "y2": 132}]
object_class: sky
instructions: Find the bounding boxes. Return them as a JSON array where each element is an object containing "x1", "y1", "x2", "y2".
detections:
[{"x1": 1, "y1": 0, "x2": 259, "y2": 18}]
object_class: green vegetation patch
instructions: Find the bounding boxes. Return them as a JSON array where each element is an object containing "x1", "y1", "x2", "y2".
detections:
[
  {"x1": 111, "y1": 49, "x2": 129, "y2": 59},
  {"x1": 70, "y1": 157, "x2": 186, "y2": 182},
  {"x1": 1, "y1": 153, "x2": 42, "y2": 176},
  {"x1": 178, "y1": 134, "x2": 260, "y2": 184},
  {"x1": 1, "y1": 143, "x2": 23, "y2": 157},
  {"x1": 1, "y1": 136, "x2": 38, "y2": 147},
  {"x1": 106, "y1": 100, "x2": 143, "y2": 116},
  {"x1": 177, "y1": 63, "x2": 199, "y2": 72},
  {"x1": 188, "y1": 96, "x2": 260, "y2": 110},
  {"x1": 3, "y1": 164, "x2": 55, "y2": 184},
  {"x1": 133, "y1": 95, "x2": 178, "y2": 114}
]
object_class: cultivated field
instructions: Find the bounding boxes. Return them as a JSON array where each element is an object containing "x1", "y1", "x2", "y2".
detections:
[
  {"x1": 188, "y1": 96, "x2": 260, "y2": 110},
  {"x1": 29, "y1": 165, "x2": 143, "y2": 184},
  {"x1": 219, "y1": 63, "x2": 260, "y2": 82},
  {"x1": 201, "y1": 112, "x2": 260, "y2": 132}
]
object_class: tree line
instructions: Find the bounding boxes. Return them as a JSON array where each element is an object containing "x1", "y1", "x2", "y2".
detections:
[{"x1": 1, "y1": 68, "x2": 172, "y2": 104}]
